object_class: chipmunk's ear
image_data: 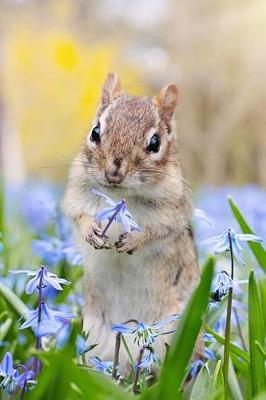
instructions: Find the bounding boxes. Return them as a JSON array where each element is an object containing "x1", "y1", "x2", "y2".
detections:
[
  {"x1": 153, "y1": 84, "x2": 178, "y2": 123},
  {"x1": 101, "y1": 72, "x2": 121, "y2": 108}
]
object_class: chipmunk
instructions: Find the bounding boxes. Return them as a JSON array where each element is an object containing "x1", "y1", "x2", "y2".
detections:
[{"x1": 63, "y1": 72, "x2": 200, "y2": 371}]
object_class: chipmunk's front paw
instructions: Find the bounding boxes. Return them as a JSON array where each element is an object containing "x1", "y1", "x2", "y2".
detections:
[
  {"x1": 84, "y1": 222, "x2": 112, "y2": 250},
  {"x1": 115, "y1": 232, "x2": 140, "y2": 254}
]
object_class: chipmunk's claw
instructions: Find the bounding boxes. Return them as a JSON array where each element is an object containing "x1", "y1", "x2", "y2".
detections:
[
  {"x1": 85, "y1": 223, "x2": 112, "y2": 250},
  {"x1": 115, "y1": 232, "x2": 138, "y2": 254}
]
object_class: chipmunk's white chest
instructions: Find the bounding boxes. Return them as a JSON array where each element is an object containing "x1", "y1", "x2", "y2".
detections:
[
  {"x1": 78, "y1": 196, "x2": 162, "y2": 319},
  {"x1": 80, "y1": 235, "x2": 157, "y2": 304}
]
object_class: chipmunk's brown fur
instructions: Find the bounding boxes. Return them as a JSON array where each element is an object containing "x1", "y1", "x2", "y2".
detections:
[{"x1": 63, "y1": 73, "x2": 200, "y2": 371}]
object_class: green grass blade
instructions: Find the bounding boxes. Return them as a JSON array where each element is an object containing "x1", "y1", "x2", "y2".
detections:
[
  {"x1": 27, "y1": 350, "x2": 73, "y2": 399},
  {"x1": 204, "y1": 324, "x2": 250, "y2": 363},
  {"x1": 156, "y1": 257, "x2": 214, "y2": 400},
  {"x1": 258, "y1": 277, "x2": 266, "y2": 332},
  {"x1": 248, "y1": 270, "x2": 266, "y2": 396},
  {"x1": 28, "y1": 348, "x2": 133, "y2": 400},
  {"x1": 75, "y1": 368, "x2": 134, "y2": 400},
  {"x1": 0, "y1": 317, "x2": 12, "y2": 341},
  {"x1": 210, "y1": 360, "x2": 224, "y2": 400},
  {"x1": 228, "y1": 357, "x2": 244, "y2": 400},
  {"x1": 253, "y1": 392, "x2": 266, "y2": 400},
  {"x1": 228, "y1": 197, "x2": 266, "y2": 272},
  {"x1": 190, "y1": 365, "x2": 211, "y2": 400},
  {"x1": 139, "y1": 383, "x2": 158, "y2": 400},
  {"x1": 255, "y1": 341, "x2": 266, "y2": 358},
  {"x1": 0, "y1": 280, "x2": 28, "y2": 317}
]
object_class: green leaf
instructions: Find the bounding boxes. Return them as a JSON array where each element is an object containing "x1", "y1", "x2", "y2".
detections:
[
  {"x1": 228, "y1": 357, "x2": 244, "y2": 400},
  {"x1": 139, "y1": 383, "x2": 158, "y2": 400},
  {"x1": 27, "y1": 350, "x2": 74, "y2": 400},
  {"x1": 253, "y1": 392, "x2": 266, "y2": 400},
  {"x1": 255, "y1": 341, "x2": 266, "y2": 359},
  {"x1": 74, "y1": 368, "x2": 134, "y2": 400},
  {"x1": 258, "y1": 277, "x2": 266, "y2": 332},
  {"x1": 210, "y1": 360, "x2": 224, "y2": 400},
  {"x1": 228, "y1": 197, "x2": 266, "y2": 272},
  {"x1": 155, "y1": 257, "x2": 214, "y2": 400},
  {"x1": 0, "y1": 280, "x2": 28, "y2": 317},
  {"x1": 190, "y1": 365, "x2": 211, "y2": 400},
  {"x1": 28, "y1": 348, "x2": 133, "y2": 400},
  {"x1": 0, "y1": 317, "x2": 12, "y2": 341},
  {"x1": 248, "y1": 270, "x2": 266, "y2": 396},
  {"x1": 204, "y1": 324, "x2": 250, "y2": 363}
]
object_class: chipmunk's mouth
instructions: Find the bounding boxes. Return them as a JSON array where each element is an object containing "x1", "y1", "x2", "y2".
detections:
[
  {"x1": 99, "y1": 181, "x2": 124, "y2": 189},
  {"x1": 98, "y1": 180, "x2": 133, "y2": 191}
]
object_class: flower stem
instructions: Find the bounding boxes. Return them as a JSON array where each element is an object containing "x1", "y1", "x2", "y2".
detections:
[
  {"x1": 133, "y1": 346, "x2": 145, "y2": 395},
  {"x1": 112, "y1": 333, "x2": 121, "y2": 380},
  {"x1": 20, "y1": 381, "x2": 27, "y2": 399},
  {"x1": 223, "y1": 229, "x2": 234, "y2": 399},
  {"x1": 233, "y1": 306, "x2": 247, "y2": 351},
  {"x1": 34, "y1": 266, "x2": 45, "y2": 376},
  {"x1": 100, "y1": 200, "x2": 126, "y2": 237},
  {"x1": 121, "y1": 335, "x2": 134, "y2": 367}
]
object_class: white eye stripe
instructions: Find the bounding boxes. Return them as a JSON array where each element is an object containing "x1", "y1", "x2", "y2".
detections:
[{"x1": 146, "y1": 127, "x2": 158, "y2": 144}]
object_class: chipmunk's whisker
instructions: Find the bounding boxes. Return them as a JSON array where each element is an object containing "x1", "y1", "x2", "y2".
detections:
[{"x1": 139, "y1": 168, "x2": 193, "y2": 191}]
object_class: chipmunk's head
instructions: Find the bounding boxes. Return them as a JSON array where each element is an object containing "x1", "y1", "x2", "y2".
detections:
[{"x1": 84, "y1": 72, "x2": 179, "y2": 191}]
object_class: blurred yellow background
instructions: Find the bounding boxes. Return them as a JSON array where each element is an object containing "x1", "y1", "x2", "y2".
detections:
[{"x1": 1, "y1": 0, "x2": 266, "y2": 186}]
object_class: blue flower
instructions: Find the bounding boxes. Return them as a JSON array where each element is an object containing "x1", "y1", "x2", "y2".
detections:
[
  {"x1": 201, "y1": 228, "x2": 263, "y2": 264},
  {"x1": 211, "y1": 271, "x2": 233, "y2": 302},
  {"x1": 0, "y1": 268, "x2": 28, "y2": 296},
  {"x1": 11, "y1": 265, "x2": 70, "y2": 294},
  {"x1": 112, "y1": 314, "x2": 180, "y2": 346},
  {"x1": 189, "y1": 359, "x2": 204, "y2": 378},
  {"x1": 0, "y1": 352, "x2": 34, "y2": 395},
  {"x1": 55, "y1": 322, "x2": 71, "y2": 349},
  {"x1": 135, "y1": 348, "x2": 159, "y2": 371},
  {"x1": 13, "y1": 370, "x2": 35, "y2": 390},
  {"x1": 21, "y1": 184, "x2": 57, "y2": 233},
  {"x1": 20, "y1": 303, "x2": 75, "y2": 337},
  {"x1": 89, "y1": 357, "x2": 113, "y2": 375},
  {"x1": 32, "y1": 237, "x2": 81, "y2": 266},
  {"x1": 211, "y1": 271, "x2": 248, "y2": 302},
  {"x1": 75, "y1": 335, "x2": 96, "y2": 356},
  {"x1": 213, "y1": 298, "x2": 247, "y2": 337},
  {"x1": 195, "y1": 187, "x2": 266, "y2": 247},
  {"x1": 67, "y1": 293, "x2": 84, "y2": 307},
  {"x1": 203, "y1": 333, "x2": 214, "y2": 343},
  {"x1": 92, "y1": 188, "x2": 141, "y2": 234},
  {"x1": 112, "y1": 322, "x2": 158, "y2": 346},
  {"x1": 76, "y1": 335, "x2": 87, "y2": 356},
  {"x1": 0, "y1": 352, "x2": 16, "y2": 379},
  {"x1": 204, "y1": 347, "x2": 215, "y2": 360}
]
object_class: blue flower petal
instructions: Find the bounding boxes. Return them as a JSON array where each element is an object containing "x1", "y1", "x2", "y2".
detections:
[
  {"x1": 25, "y1": 275, "x2": 40, "y2": 295},
  {"x1": 95, "y1": 206, "x2": 119, "y2": 222},
  {"x1": 20, "y1": 310, "x2": 39, "y2": 330},
  {"x1": 91, "y1": 188, "x2": 116, "y2": 206},
  {"x1": 237, "y1": 234, "x2": 263, "y2": 243},
  {"x1": 231, "y1": 237, "x2": 245, "y2": 264},
  {"x1": 112, "y1": 323, "x2": 135, "y2": 334},
  {"x1": 0, "y1": 352, "x2": 15, "y2": 377}
]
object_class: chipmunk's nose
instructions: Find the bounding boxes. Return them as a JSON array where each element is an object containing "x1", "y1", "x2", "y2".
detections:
[{"x1": 105, "y1": 158, "x2": 124, "y2": 184}]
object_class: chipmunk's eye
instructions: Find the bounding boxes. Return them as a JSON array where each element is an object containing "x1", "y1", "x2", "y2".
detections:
[
  {"x1": 147, "y1": 133, "x2": 160, "y2": 153},
  {"x1": 90, "y1": 123, "x2": 101, "y2": 143}
]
